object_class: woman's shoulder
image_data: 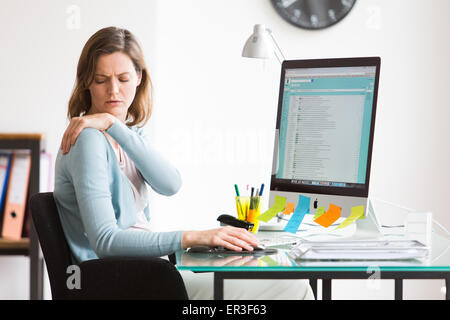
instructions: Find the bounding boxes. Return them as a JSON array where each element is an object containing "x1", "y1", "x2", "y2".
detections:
[
  {"x1": 79, "y1": 127, "x2": 106, "y2": 137},
  {"x1": 56, "y1": 128, "x2": 110, "y2": 175},
  {"x1": 77, "y1": 128, "x2": 108, "y2": 146},
  {"x1": 65, "y1": 128, "x2": 108, "y2": 159}
]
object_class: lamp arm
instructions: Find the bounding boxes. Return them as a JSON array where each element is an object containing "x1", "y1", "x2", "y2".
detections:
[{"x1": 266, "y1": 28, "x2": 286, "y2": 63}]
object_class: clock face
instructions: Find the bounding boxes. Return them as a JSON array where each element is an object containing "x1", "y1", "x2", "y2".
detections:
[{"x1": 271, "y1": 0, "x2": 357, "y2": 30}]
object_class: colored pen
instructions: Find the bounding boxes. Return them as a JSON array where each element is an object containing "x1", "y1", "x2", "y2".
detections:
[
  {"x1": 235, "y1": 184, "x2": 245, "y2": 220},
  {"x1": 259, "y1": 183, "x2": 264, "y2": 196},
  {"x1": 234, "y1": 184, "x2": 240, "y2": 197}
]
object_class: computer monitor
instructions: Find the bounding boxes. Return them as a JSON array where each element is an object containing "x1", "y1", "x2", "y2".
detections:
[{"x1": 268, "y1": 57, "x2": 381, "y2": 235}]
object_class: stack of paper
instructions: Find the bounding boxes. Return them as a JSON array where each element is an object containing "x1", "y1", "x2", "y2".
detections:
[{"x1": 288, "y1": 239, "x2": 430, "y2": 260}]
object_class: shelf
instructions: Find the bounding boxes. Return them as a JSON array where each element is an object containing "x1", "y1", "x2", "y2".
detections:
[
  {"x1": 0, "y1": 133, "x2": 44, "y2": 140},
  {"x1": 0, "y1": 238, "x2": 30, "y2": 255},
  {"x1": 0, "y1": 133, "x2": 44, "y2": 299}
]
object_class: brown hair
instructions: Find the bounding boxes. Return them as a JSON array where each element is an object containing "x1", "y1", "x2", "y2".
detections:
[{"x1": 68, "y1": 26, "x2": 152, "y2": 127}]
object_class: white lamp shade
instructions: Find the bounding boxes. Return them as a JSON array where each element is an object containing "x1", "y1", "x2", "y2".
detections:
[{"x1": 242, "y1": 24, "x2": 274, "y2": 59}]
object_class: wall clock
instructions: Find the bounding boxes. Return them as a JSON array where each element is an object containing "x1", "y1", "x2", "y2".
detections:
[{"x1": 271, "y1": 0, "x2": 357, "y2": 30}]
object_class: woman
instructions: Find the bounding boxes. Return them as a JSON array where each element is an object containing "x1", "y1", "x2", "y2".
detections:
[{"x1": 55, "y1": 26, "x2": 313, "y2": 300}]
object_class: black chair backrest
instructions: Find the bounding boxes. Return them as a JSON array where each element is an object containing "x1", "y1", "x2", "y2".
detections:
[{"x1": 30, "y1": 192, "x2": 73, "y2": 299}]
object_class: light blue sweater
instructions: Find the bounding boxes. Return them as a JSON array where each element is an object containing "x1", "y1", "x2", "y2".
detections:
[{"x1": 54, "y1": 120, "x2": 183, "y2": 264}]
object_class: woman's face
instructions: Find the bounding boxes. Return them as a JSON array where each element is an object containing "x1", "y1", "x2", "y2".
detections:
[{"x1": 88, "y1": 51, "x2": 141, "y2": 121}]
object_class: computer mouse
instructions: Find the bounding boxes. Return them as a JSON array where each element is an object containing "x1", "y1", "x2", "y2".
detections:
[
  {"x1": 219, "y1": 245, "x2": 264, "y2": 252},
  {"x1": 252, "y1": 245, "x2": 265, "y2": 251},
  {"x1": 187, "y1": 245, "x2": 214, "y2": 253},
  {"x1": 221, "y1": 245, "x2": 275, "y2": 253},
  {"x1": 238, "y1": 245, "x2": 278, "y2": 255},
  {"x1": 187, "y1": 245, "x2": 277, "y2": 255}
]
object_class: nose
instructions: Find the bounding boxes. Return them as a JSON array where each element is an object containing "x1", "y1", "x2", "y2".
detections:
[{"x1": 107, "y1": 78, "x2": 120, "y2": 94}]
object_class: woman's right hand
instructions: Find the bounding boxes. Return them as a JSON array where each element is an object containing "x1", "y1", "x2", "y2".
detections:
[
  {"x1": 182, "y1": 226, "x2": 259, "y2": 252},
  {"x1": 60, "y1": 113, "x2": 116, "y2": 155}
]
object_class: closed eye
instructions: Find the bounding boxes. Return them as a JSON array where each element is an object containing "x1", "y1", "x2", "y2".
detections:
[{"x1": 94, "y1": 79, "x2": 129, "y2": 84}]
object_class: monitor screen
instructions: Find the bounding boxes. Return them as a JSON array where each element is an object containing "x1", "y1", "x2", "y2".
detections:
[{"x1": 271, "y1": 57, "x2": 380, "y2": 198}]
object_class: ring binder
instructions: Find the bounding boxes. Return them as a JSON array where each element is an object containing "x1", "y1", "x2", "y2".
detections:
[{"x1": 1, "y1": 151, "x2": 31, "y2": 240}]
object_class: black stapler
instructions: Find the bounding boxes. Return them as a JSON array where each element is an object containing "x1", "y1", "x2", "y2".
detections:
[{"x1": 217, "y1": 214, "x2": 254, "y2": 231}]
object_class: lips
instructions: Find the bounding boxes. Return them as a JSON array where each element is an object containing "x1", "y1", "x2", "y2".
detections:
[{"x1": 106, "y1": 100, "x2": 122, "y2": 105}]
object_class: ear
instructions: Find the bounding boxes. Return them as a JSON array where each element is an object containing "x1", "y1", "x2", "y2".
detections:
[{"x1": 136, "y1": 70, "x2": 142, "y2": 87}]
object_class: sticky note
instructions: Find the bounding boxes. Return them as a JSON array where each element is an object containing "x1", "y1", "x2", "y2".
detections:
[
  {"x1": 260, "y1": 256, "x2": 278, "y2": 266},
  {"x1": 334, "y1": 205, "x2": 365, "y2": 230},
  {"x1": 257, "y1": 196, "x2": 286, "y2": 222},
  {"x1": 313, "y1": 206, "x2": 326, "y2": 219},
  {"x1": 282, "y1": 202, "x2": 295, "y2": 215},
  {"x1": 314, "y1": 203, "x2": 341, "y2": 228},
  {"x1": 283, "y1": 195, "x2": 310, "y2": 233}
]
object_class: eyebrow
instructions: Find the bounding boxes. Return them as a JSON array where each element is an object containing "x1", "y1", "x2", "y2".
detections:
[{"x1": 95, "y1": 72, "x2": 131, "y2": 77}]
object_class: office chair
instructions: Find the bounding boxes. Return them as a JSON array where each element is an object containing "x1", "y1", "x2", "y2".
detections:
[{"x1": 29, "y1": 192, "x2": 188, "y2": 300}]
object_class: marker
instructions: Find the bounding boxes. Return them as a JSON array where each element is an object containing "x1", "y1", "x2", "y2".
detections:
[
  {"x1": 234, "y1": 184, "x2": 240, "y2": 197},
  {"x1": 259, "y1": 183, "x2": 265, "y2": 196},
  {"x1": 235, "y1": 184, "x2": 244, "y2": 220}
]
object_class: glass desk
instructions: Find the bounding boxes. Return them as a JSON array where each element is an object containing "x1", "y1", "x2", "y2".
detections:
[{"x1": 176, "y1": 208, "x2": 450, "y2": 300}]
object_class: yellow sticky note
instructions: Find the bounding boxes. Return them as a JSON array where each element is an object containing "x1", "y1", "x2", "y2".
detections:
[
  {"x1": 314, "y1": 204, "x2": 341, "y2": 228},
  {"x1": 282, "y1": 202, "x2": 295, "y2": 215},
  {"x1": 334, "y1": 205, "x2": 365, "y2": 230},
  {"x1": 257, "y1": 196, "x2": 287, "y2": 222},
  {"x1": 313, "y1": 206, "x2": 326, "y2": 219}
]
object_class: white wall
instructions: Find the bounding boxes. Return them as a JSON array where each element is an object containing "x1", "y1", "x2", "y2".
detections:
[{"x1": 0, "y1": 0, "x2": 448, "y2": 300}]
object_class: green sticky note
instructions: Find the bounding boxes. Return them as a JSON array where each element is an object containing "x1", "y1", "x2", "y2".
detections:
[
  {"x1": 313, "y1": 207, "x2": 326, "y2": 219},
  {"x1": 334, "y1": 205, "x2": 365, "y2": 230},
  {"x1": 257, "y1": 196, "x2": 287, "y2": 222},
  {"x1": 260, "y1": 256, "x2": 278, "y2": 266}
]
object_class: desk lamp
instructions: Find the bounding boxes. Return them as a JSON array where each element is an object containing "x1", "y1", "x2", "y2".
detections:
[{"x1": 242, "y1": 24, "x2": 286, "y2": 64}]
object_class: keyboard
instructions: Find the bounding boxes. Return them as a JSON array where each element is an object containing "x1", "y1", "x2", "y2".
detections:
[{"x1": 258, "y1": 234, "x2": 303, "y2": 247}]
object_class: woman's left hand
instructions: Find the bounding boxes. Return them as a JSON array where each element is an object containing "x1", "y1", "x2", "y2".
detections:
[{"x1": 60, "y1": 113, "x2": 116, "y2": 154}]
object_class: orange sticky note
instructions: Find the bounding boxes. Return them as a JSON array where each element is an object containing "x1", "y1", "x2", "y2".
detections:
[
  {"x1": 282, "y1": 202, "x2": 295, "y2": 215},
  {"x1": 314, "y1": 203, "x2": 341, "y2": 228}
]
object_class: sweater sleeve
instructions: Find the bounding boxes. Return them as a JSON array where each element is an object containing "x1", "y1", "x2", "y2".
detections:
[
  {"x1": 67, "y1": 128, "x2": 183, "y2": 258},
  {"x1": 106, "y1": 120, "x2": 182, "y2": 196}
]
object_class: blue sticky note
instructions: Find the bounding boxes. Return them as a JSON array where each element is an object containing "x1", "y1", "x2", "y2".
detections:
[{"x1": 283, "y1": 195, "x2": 310, "y2": 233}]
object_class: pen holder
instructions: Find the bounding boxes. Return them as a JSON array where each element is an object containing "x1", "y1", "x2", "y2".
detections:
[{"x1": 235, "y1": 196, "x2": 261, "y2": 234}]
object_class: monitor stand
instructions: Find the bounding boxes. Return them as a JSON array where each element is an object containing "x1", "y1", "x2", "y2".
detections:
[{"x1": 352, "y1": 198, "x2": 383, "y2": 239}]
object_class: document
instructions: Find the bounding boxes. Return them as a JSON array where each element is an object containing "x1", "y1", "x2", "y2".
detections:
[{"x1": 289, "y1": 240, "x2": 430, "y2": 260}]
